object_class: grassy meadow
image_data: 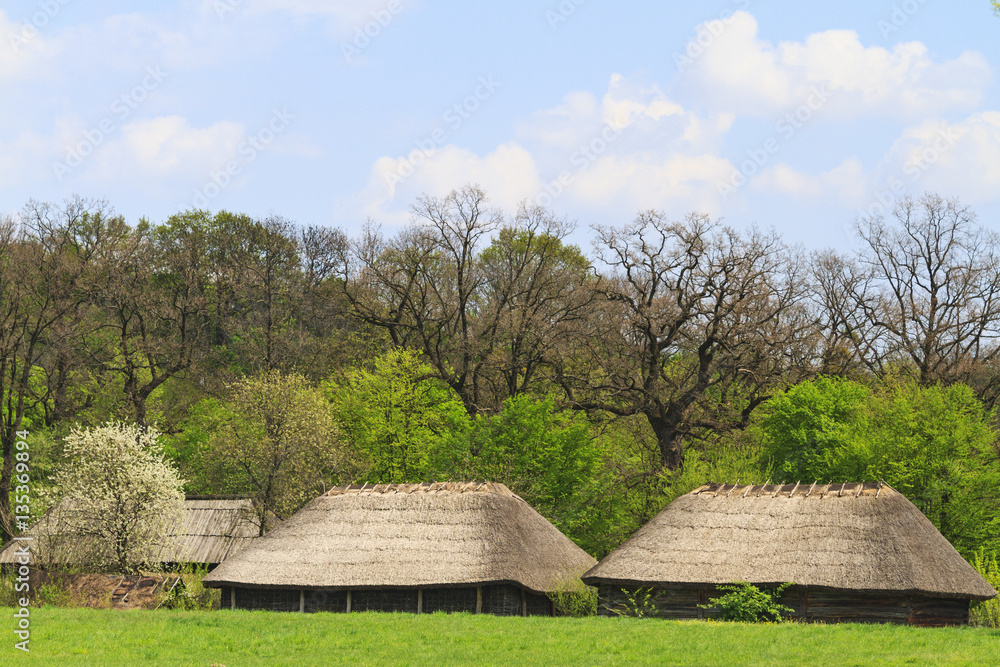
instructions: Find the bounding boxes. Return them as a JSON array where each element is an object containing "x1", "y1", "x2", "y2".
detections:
[{"x1": 2, "y1": 608, "x2": 998, "y2": 666}]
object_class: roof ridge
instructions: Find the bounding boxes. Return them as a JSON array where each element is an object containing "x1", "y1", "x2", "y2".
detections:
[
  {"x1": 323, "y1": 481, "x2": 517, "y2": 498},
  {"x1": 692, "y1": 481, "x2": 888, "y2": 498}
]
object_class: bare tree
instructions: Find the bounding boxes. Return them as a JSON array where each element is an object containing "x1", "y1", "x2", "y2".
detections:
[
  {"x1": 476, "y1": 203, "x2": 595, "y2": 403},
  {"x1": 0, "y1": 198, "x2": 104, "y2": 540},
  {"x1": 339, "y1": 186, "x2": 592, "y2": 415},
  {"x1": 84, "y1": 216, "x2": 211, "y2": 426},
  {"x1": 556, "y1": 212, "x2": 812, "y2": 470},
  {"x1": 816, "y1": 194, "x2": 1000, "y2": 396}
]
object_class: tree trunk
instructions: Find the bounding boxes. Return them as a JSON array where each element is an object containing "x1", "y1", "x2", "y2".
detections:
[
  {"x1": 0, "y1": 431, "x2": 15, "y2": 542},
  {"x1": 648, "y1": 413, "x2": 685, "y2": 471}
]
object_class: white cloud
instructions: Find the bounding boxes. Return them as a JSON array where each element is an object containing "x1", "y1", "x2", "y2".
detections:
[
  {"x1": 0, "y1": 10, "x2": 65, "y2": 81},
  {"x1": 358, "y1": 73, "x2": 740, "y2": 221},
  {"x1": 569, "y1": 153, "x2": 735, "y2": 215},
  {"x1": 240, "y1": 0, "x2": 410, "y2": 31},
  {"x1": 883, "y1": 112, "x2": 1000, "y2": 203},
  {"x1": 753, "y1": 158, "x2": 868, "y2": 204},
  {"x1": 362, "y1": 142, "x2": 541, "y2": 223},
  {"x1": 682, "y1": 11, "x2": 990, "y2": 119}
]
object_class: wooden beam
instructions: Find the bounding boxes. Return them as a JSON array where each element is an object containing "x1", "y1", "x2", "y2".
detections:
[
  {"x1": 476, "y1": 587, "x2": 482, "y2": 614},
  {"x1": 417, "y1": 589, "x2": 423, "y2": 614},
  {"x1": 346, "y1": 590, "x2": 352, "y2": 613},
  {"x1": 299, "y1": 590, "x2": 305, "y2": 613}
]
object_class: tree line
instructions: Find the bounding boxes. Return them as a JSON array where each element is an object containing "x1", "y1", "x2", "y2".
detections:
[{"x1": 2, "y1": 187, "x2": 999, "y2": 559}]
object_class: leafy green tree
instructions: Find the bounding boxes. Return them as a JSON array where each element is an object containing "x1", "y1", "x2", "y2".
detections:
[
  {"x1": 329, "y1": 348, "x2": 471, "y2": 483},
  {"x1": 760, "y1": 376, "x2": 1000, "y2": 555},
  {"x1": 207, "y1": 371, "x2": 344, "y2": 531},
  {"x1": 49, "y1": 422, "x2": 185, "y2": 573},
  {"x1": 469, "y1": 394, "x2": 599, "y2": 529}
]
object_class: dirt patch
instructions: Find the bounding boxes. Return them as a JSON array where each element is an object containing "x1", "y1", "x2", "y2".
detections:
[{"x1": 30, "y1": 571, "x2": 182, "y2": 610}]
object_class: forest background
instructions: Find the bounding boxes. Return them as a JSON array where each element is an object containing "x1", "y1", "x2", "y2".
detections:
[{"x1": 2, "y1": 186, "x2": 999, "y2": 563}]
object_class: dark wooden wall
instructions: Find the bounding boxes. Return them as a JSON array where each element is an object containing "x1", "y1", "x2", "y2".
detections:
[
  {"x1": 596, "y1": 585, "x2": 970, "y2": 626},
  {"x1": 224, "y1": 584, "x2": 554, "y2": 616}
]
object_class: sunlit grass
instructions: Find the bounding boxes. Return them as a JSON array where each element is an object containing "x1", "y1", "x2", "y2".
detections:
[{"x1": 2, "y1": 607, "x2": 997, "y2": 666}]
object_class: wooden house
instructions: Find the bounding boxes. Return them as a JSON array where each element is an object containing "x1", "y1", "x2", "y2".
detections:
[
  {"x1": 582, "y1": 482, "x2": 996, "y2": 626},
  {"x1": 202, "y1": 482, "x2": 596, "y2": 615}
]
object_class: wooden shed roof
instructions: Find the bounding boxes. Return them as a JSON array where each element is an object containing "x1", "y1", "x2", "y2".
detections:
[
  {"x1": 0, "y1": 497, "x2": 266, "y2": 566},
  {"x1": 583, "y1": 482, "x2": 997, "y2": 601}
]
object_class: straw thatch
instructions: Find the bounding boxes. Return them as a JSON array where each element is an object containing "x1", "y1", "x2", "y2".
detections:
[
  {"x1": 583, "y1": 482, "x2": 996, "y2": 600},
  {"x1": 0, "y1": 496, "x2": 267, "y2": 568},
  {"x1": 169, "y1": 497, "x2": 267, "y2": 566},
  {"x1": 203, "y1": 482, "x2": 596, "y2": 595}
]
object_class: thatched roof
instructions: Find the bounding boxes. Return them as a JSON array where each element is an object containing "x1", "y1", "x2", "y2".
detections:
[
  {"x1": 0, "y1": 497, "x2": 266, "y2": 566},
  {"x1": 203, "y1": 482, "x2": 596, "y2": 594},
  {"x1": 169, "y1": 497, "x2": 265, "y2": 564},
  {"x1": 583, "y1": 482, "x2": 997, "y2": 601}
]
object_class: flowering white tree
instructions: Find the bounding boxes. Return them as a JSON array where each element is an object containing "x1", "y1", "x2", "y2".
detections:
[{"x1": 50, "y1": 422, "x2": 185, "y2": 573}]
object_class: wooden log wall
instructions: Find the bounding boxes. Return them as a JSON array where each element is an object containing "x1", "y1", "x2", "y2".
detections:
[{"x1": 597, "y1": 585, "x2": 971, "y2": 626}]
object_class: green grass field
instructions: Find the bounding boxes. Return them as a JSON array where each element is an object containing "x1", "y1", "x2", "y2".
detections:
[{"x1": 2, "y1": 608, "x2": 997, "y2": 666}]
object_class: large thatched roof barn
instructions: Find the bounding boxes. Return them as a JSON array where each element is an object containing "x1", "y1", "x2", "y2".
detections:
[
  {"x1": 0, "y1": 496, "x2": 265, "y2": 570},
  {"x1": 583, "y1": 482, "x2": 996, "y2": 626},
  {"x1": 203, "y1": 482, "x2": 596, "y2": 615}
]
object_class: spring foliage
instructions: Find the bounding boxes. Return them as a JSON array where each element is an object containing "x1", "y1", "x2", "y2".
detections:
[
  {"x1": 760, "y1": 376, "x2": 1000, "y2": 556},
  {"x1": 49, "y1": 422, "x2": 185, "y2": 574},
  {"x1": 207, "y1": 371, "x2": 344, "y2": 529},
  {"x1": 702, "y1": 582, "x2": 794, "y2": 623}
]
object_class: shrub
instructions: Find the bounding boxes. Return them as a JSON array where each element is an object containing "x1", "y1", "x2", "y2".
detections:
[
  {"x1": 970, "y1": 550, "x2": 1000, "y2": 628},
  {"x1": 701, "y1": 581, "x2": 794, "y2": 623},
  {"x1": 612, "y1": 587, "x2": 658, "y2": 618},
  {"x1": 161, "y1": 565, "x2": 219, "y2": 610},
  {"x1": 547, "y1": 577, "x2": 598, "y2": 617}
]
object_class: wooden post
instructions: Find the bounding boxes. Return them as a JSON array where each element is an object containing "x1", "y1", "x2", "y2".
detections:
[
  {"x1": 230, "y1": 587, "x2": 236, "y2": 610},
  {"x1": 346, "y1": 590, "x2": 352, "y2": 613},
  {"x1": 521, "y1": 589, "x2": 527, "y2": 617},
  {"x1": 476, "y1": 587, "x2": 482, "y2": 614},
  {"x1": 417, "y1": 589, "x2": 423, "y2": 614},
  {"x1": 300, "y1": 590, "x2": 305, "y2": 613}
]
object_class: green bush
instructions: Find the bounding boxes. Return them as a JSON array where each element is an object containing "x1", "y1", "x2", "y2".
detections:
[
  {"x1": 161, "y1": 565, "x2": 219, "y2": 610},
  {"x1": 547, "y1": 577, "x2": 597, "y2": 617},
  {"x1": 701, "y1": 581, "x2": 794, "y2": 623},
  {"x1": 970, "y1": 550, "x2": 1000, "y2": 628},
  {"x1": 612, "y1": 587, "x2": 658, "y2": 618}
]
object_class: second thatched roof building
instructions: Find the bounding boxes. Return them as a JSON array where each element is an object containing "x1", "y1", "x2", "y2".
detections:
[
  {"x1": 203, "y1": 482, "x2": 596, "y2": 615},
  {"x1": 583, "y1": 482, "x2": 996, "y2": 626}
]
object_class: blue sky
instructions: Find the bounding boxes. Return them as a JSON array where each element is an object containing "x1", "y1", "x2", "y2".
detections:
[{"x1": 2, "y1": 1, "x2": 998, "y2": 251}]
